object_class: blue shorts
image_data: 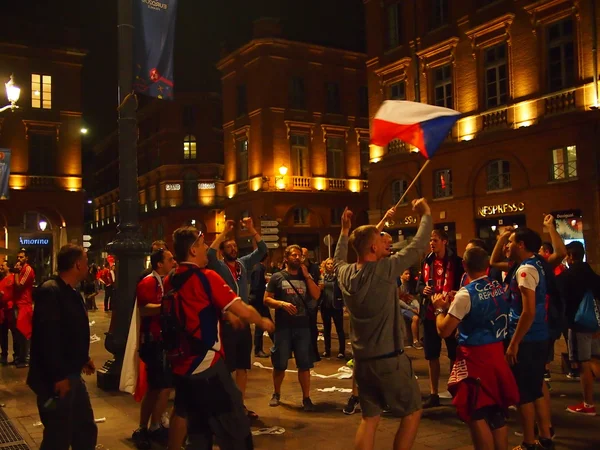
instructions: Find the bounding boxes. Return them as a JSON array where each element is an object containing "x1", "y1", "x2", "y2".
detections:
[
  {"x1": 402, "y1": 309, "x2": 417, "y2": 320},
  {"x1": 271, "y1": 327, "x2": 314, "y2": 371}
]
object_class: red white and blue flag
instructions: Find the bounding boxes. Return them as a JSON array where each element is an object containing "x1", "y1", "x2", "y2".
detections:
[{"x1": 371, "y1": 101, "x2": 461, "y2": 159}]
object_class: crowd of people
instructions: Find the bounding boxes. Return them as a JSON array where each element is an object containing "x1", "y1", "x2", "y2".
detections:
[{"x1": 14, "y1": 199, "x2": 600, "y2": 450}]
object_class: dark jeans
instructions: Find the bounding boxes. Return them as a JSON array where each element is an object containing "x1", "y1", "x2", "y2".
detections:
[
  {"x1": 14, "y1": 326, "x2": 30, "y2": 364},
  {"x1": 104, "y1": 285, "x2": 114, "y2": 311},
  {"x1": 0, "y1": 317, "x2": 17, "y2": 360},
  {"x1": 37, "y1": 376, "x2": 98, "y2": 450},
  {"x1": 321, "y1": 306, "x2": 345, "y2": 355},
  {"x1": 251, "y1": 301, "x2": 273, "y2": 353}
]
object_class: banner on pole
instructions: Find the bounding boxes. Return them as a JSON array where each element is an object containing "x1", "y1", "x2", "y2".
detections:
[
  {"x1": 133, "y1": 0, "x2": 178, "y2": 100},
  {"x1": 0, "y1": 149, "x2": 12, "y2": 199}
]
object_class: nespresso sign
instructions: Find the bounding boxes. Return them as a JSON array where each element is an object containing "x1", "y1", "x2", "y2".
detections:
[{"x1": 478, "y1": 202, "x2": 525, "y2": 217}]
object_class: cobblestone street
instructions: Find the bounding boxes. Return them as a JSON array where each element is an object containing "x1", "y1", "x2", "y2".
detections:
[{"x1": 1, "y1": 293, "x2": 598, "y2": 449}]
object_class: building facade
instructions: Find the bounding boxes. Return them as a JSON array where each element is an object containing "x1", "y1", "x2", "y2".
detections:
[
  {"x1": 0, "y1": 39, "x2": 86, "y2": 282},
  {"x1": 217, "y1": 19, "x2": 371, "y2": 261},
  {"x1": 365, "y1": 0, "x2": 600, "y2": 269},
  {"x1": 89, "y1": 93, "x2": 225, "y2": 258}
]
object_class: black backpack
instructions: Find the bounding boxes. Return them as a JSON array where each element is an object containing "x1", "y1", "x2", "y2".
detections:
[
  {"x1": 536, "y1": 256, "x2": 565, "y2": 340},
  {"x1": 160, "y1": 268, "x2": 220, "y2": 363}
]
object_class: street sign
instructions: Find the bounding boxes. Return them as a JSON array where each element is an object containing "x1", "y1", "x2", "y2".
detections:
[
  {"x1": 261, "y1": 227, "x2": 279, "y2": 234},
  {"x1": 83, "y1": 235, "x2": 92, "y2": 241},
  {"x1": 266, "y1": 242, "x2": 280, "y2": 249},
  {"x1": 262, "y1": 235, "x2": 279, "y2": 242},
  {"x1": 83, "y1": 242, "x2": 92, "y2": 248},
  {"x1": 260, "y1": 220, "x2": 279, "y2": 227}
]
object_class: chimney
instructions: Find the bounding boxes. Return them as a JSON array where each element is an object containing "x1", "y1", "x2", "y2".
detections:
[{"x1": 253, "y1": 17, "x2": 282, "y2": 39}]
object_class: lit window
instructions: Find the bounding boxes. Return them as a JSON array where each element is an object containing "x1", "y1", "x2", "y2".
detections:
[
  {"x1": 290, "y1": 134, "x2": 309, "y2": 177},
  {"x1": 237, "y1": 138, "x2": 249, "y2": 181},
  {"x1": 434, "y1": 169, "x2": 453, "y2": 198},
  {"x1": 484, "y1": 44, "x2": 508, "y2": 108},
  {"x1": 326, "y1": 137, "x2": 344, "y2": 178},
  {"x1": 183, "y1": 134, "x2": 196, "y2": 159},
  {"x1": 486, "y1": 160, "x2": 511, "y2": 191},
  {"x1": 547, "y1": 19, "x2": 575, "y2": 92},
  {"x1": 551, "y1": 145, "x2": 577, "y2": 181},
  {"x1": 392, "y1": 179, "x2": 408, "y2": 204},
  {"x1": 293, "y1": 207, "x2": 309, "y2": 225},
  {"x1": 31, "y1": 74, "x2": 52, "y2": 109},
  {"x1": 433, "y1": 65, "x2": 453, "y2": 108}
]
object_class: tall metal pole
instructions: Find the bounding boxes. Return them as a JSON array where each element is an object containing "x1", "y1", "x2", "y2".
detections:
[
  {"x1": 97, "y1": 0, "x2": 147, "y2": 390},
  {"x1": 412, "y1": 0, "x2": 421, "y2": 103},
  {"x1": 592, "y1": 0, "x2": 599, "y2": 106}
]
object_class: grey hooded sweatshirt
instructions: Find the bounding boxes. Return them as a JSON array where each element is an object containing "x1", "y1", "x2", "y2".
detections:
[{"x1": 334, "y1": 215, "x2": 432, "y2": 360}]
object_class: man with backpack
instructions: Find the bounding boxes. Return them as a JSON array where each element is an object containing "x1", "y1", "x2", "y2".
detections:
[
  {"x1": 559, "y1": 241, "x2": 600, "y2": 416},
  {"x1": 164, "y1": 226, "x2": 274, "y2": 449}
]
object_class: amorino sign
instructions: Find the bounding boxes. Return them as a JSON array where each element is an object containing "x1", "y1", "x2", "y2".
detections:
[{"x1": 19, "y1": 236, "x2": 51, "y2": 246}]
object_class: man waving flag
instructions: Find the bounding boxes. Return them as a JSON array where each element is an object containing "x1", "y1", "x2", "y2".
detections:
[{"x1": 371, "y1": 101, "x2": 460, "y2": 159}]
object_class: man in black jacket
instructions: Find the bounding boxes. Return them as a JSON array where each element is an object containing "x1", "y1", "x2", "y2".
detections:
[{"x1": 27, "y1": 244, "x2": 97, "y2": 450}]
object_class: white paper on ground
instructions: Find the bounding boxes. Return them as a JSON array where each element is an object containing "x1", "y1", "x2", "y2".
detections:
[
  {"x1": 33, "y1": 421, "x2": 42, "y2": 427},
  {"x1": 90, "y1": 334, "x2": 101, "y2": 344},
  {"x1": 317, "y1": 386, "x2": 352, "y2": 393},
  {"x1": 252, "y1": 426, "x2": 285, "y2": 436},
  {"x1": 253, "y1": 361, "x2": 353, "y2": 379},
  {"x1": 438, "y1": 390, "x2": 452, "y2": 399},
  {"x1": 89, "y1": 321, "x2": 95, "y2": 327},
  {"x1": 94, "y1": 417, "x2": 106, "y2": 423}
]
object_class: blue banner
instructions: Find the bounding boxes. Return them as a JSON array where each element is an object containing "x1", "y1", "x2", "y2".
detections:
[
  {"x1": 0, "y1": 149, "x2": 11, "y2": 199},
  {"x1": 133, "y1": 0, "x2": 178, "y2": 100}
]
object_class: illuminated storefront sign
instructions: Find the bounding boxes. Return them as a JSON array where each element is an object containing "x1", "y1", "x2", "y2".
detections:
[
  {"x1": 19, "y1": 236, "x2": 51, "y2": 246},
  {"x1": 198, "y1": 182, "x2": 215, "y2": 190},
  {"x1": 478, "y1": 202, "x2": 525, "y2": 217},
  {"x1": 165, "y1": 183, "x2": 181, "y2": 191},
  {"x1": 402, "y1": 216, "x2": 418, "y2": 225}
]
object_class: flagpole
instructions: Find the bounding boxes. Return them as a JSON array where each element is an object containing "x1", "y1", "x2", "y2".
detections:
[{"x1": 394, "y1": 159, "x2": 431, "y2": 209}]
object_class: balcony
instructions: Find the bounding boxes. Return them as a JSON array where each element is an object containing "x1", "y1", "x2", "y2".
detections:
[
  {"x1": 328, "y1": 178, "x2": 346, "y2": 191},
  {"x1": 9, "y1": 175, "x2": 83, "y2": 191},
  {"x1": 387, "y1": 139, "x2": 408, "y2": 155},
  {"x1": 292, "y1": 176, "x2": 312, "y2": 190},
  {"x1": 544, "y1": 89, "x2": 576, "y2": 116},
  {"x1": 482, "y1": 108, "x2": 508, "y2": 131},
  {"x1": 237, "y1": 180, "x2": 249, "y2": 194}
]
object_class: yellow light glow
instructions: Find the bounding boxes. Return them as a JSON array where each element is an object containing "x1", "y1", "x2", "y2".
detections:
[
  {"x1": 515, "y1": 101, "x2": 536, "y2": 128},
  {"x1": 64, "y1": 177, "x2": 82, "y2": 191},
  {"x1": 226, "y1": 184, "x2": 236, "y2": 199},
  {"x1": 9, "y1": 175, "x2": 27, "y2": 190},
  {"x1": 313, "y1": 177, "x2": 326, "y2": 191},
  {"x1": 348, "y1": 179, "x2": 361, "y2": 193},
  {"x1": 278, "y1": 165, "x2": 288, "y2": 176},
  {"x1": 276, "y1": 179, "x2": 286, "y2": 190},
  {"x1": 250, "y1": 177, "x2": 262, "y2": 192},
  {"x1": 370, "y1": 144, "x2": 384, "y2": 163},
  {"x1": 200, "y1": 196, "x2": 214, "y2": 206},
  {"x1": 460, "y1": 116, "x2": 477, "y2": 141}
]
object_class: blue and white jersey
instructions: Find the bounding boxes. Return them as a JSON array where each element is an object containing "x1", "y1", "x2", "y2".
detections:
[
  {"x1": 508, "y1": 255, "x2": 549, "y2": 342},
  {"x1": 448, "y1": 276, "x2": 509, "y2": 347}
]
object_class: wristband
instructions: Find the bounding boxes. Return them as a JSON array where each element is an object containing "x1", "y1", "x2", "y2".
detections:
[{"x1": 434, "y1": 308, "x2": 446, "y2": 317}]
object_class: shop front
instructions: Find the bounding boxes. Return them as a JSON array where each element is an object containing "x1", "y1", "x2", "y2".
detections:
[
  {"x1": 475, "y1": 201, "x2": 528, "y2": 252},
  {"x1": 552, "y1": 209, "x2": 585, "y2": 253},
  {"x1": 18, "y1": 233, "x2": 53, "y2": 285}
]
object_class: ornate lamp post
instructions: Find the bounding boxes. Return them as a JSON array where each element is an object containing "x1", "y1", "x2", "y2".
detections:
[
  {"x1": 0, "y1": 75, "x2": 20, "y2": 113},
  {"x1": 96, "y1": 0, "x2": 148, "y2": 390}
]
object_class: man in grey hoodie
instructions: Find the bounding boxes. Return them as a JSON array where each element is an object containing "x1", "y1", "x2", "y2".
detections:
[{"x1": 334, "y1": 199, "x2": 432, "y2": 450}]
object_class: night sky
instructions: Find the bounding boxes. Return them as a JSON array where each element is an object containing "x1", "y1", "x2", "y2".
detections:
[{"x1": 2, "y1": 1, "x2": 366, "y2": 137}]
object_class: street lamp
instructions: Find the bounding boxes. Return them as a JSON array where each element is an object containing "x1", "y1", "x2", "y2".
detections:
[
  {"x1": 81, "y1": 128, "x2": 89, "y2": 135},
  {"x1": 38, "y1": 220, "x2": 48, "y2": 232},
  {"x1": 0, "y1": 75, "x2": 20, "y2": 113},
  {"x1": 275, "y1": 165, "x2": 288, "y2": 190}
]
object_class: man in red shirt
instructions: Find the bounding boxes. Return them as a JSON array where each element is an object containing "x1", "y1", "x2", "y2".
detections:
[
  {"x1": 14, "y1": 250, "x2": 35, "y2": 368},
  {"x1": 0, "y1": 259, "x2": 16, "y2": 365},
  {"x1": 100, "y1": 262, "x2": 115, "y2": 311},
  {"x1": 418, "y1": 229, "x2": 464, "y2": 408},
  {"x1": 132, "y1": 248, "x2": 175, "y2": 449},
  {"x1": 164, "y1": 227, "x2": 274, "y2": 450}
]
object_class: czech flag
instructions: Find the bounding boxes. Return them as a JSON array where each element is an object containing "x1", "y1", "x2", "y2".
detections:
[{"x1": 371, "y1": 101, "x2": 461, "y2": 159}]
